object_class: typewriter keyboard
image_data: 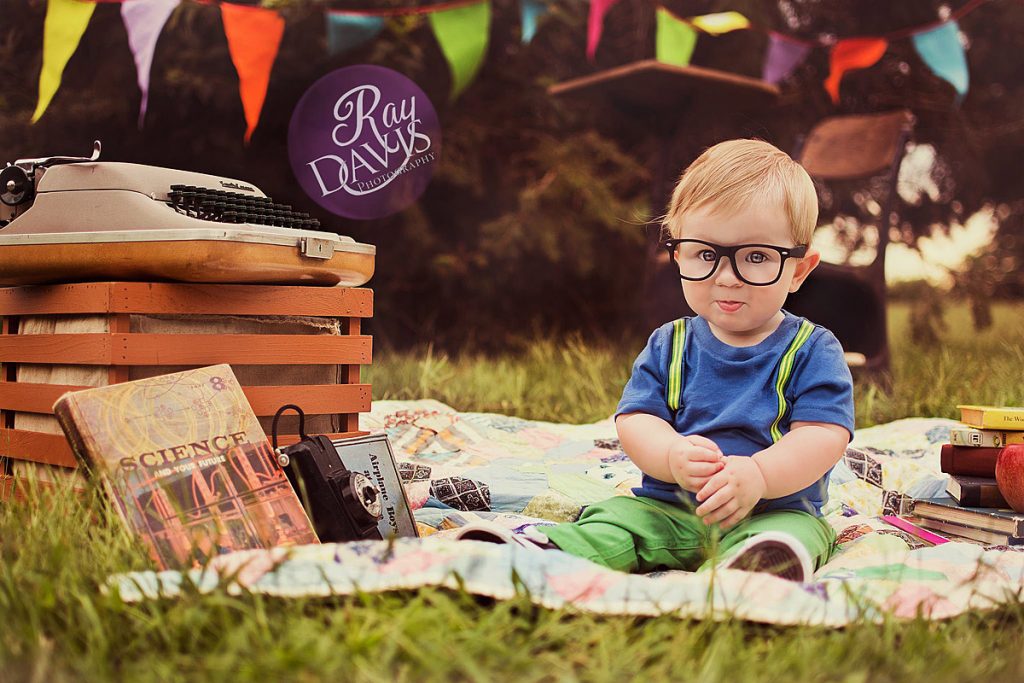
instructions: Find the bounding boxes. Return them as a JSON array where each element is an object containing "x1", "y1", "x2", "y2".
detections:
[{"x1": 167, "y1": 185, "x2": 322, "y2": 230}]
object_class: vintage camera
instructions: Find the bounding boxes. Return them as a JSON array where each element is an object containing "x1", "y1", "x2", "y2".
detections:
[{"x1": 272, "y1": 404, "x2": 383, "y2": 542}]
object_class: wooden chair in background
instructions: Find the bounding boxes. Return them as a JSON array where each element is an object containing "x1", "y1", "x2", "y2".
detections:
[{"x1": 786, "y1": 109, "x2": 916, "y2": 384}]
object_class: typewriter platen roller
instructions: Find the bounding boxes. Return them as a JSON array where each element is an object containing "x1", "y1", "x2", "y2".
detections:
[{"x1": 0, "y1": 142, "x2": 375, "y2": 287}]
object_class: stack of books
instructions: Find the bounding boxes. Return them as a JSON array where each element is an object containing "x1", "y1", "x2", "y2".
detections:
[{"x1": 890, "y1": 405, "x2": 1024, "y2": 547}]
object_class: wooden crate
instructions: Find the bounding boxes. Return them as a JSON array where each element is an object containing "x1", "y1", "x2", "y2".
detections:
[{"x1": 0, "y1": 282, "x2": 372, "y2": 497}]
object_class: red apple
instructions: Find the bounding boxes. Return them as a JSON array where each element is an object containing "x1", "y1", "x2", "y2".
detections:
[{"x1": 996, "y1": 444, "x2": 1024, "y2": 512}]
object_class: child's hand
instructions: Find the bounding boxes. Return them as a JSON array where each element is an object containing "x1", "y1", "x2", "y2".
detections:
[
  {"x1": 694, "y1": 456, "x2": 767, "y2": 529},
  {"x1": 667, "y1": 435, "x2": 724, "y2": 493}
]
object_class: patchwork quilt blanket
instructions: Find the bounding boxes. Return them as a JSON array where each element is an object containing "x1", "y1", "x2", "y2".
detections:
[{"x1": 113, "y1": 400, "x2": 1024, "y2": 626}]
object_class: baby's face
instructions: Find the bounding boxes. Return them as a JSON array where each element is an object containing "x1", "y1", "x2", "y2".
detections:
[{"x1": 674, "y1": 202, "x2": 817, "y2": 346}]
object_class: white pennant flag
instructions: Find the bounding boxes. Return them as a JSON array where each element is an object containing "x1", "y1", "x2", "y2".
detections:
[{"x1": 121, "y1": 0, "x2": 180, "y2": 128}]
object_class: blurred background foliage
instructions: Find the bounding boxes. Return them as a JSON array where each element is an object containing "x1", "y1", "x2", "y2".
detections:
[{"x1": 0, "y1": 0, "x2": 1022, "y2": 350}]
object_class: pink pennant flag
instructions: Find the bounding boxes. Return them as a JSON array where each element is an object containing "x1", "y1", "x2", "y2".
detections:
[
  {"x1": 824, "y1": 37, "x2": 888, "y2": 104},
  {"x1": 121, "y1": 0, "x2": 180, "y2": 128},
  {"x1": 221, "y1": 2, "x2": 285, "y2": 143},
  {"x1": 762, "y1": 33, "x2": 811, "y2": 85},
  {"x1": 586, "y1": 0, "x2": 619, "y2": 62}
]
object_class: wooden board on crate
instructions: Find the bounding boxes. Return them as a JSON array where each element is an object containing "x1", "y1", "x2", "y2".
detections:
[{"x1": 0, "y1": 282, "x2": 373, "y2": 500}]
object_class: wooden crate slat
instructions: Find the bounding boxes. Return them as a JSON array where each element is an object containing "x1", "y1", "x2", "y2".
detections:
[
  {"x1": 0, "y1": 334, "x2": 111, "y2": 364},
  {"x1": 0, "y1": 333, "x2": 371, "y2": 365},
  {"x1": 0, "y1": 381, "x2": 371, "y2": 416},
  {"x1": 0, "y1": 283, "x2": 373, "y2": 317},
  {"x1": 243, "y1": 384, "x2": 371, "y2": 416},
  {"x1": 0, "y1": 476, "x2": 85, "y2": 502},
  {"x1": 0, "y1": 283, "x2": 111, "y2": 317},
  {"x1": 0, "y1": 429, "x2": 76, "y2": 467},
  {"x1": 0, "y1": 381, "x2": 89, "y2": 413},
  {"x1": 275, "y1": 431, "x2": 368, "y2": 446}
]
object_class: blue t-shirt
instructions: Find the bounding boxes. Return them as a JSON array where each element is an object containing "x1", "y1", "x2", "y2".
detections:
[{"x1": 615, "y1": 310, "x2": 854, "y2": 516}]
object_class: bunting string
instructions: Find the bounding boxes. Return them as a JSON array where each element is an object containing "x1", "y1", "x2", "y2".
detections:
[{"x1": 28, "y1": 0, "x2": 999, "y2": 140}]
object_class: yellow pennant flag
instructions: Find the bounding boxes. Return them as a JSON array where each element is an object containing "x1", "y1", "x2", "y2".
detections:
[
  {"x1": 690, "y1": 11, "x2": 750, "y2": 36},
  {"x1": 32, "y1": 0, "x2": 96, "y2": 123}
]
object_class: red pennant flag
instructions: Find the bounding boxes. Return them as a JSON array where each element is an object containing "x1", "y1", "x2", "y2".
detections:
[
  {"x1": 221, "y1": 2, "x2": 285, "y2": 143},
  {"x1": 586, "y1": 0, "x2": 619, "y2": 62},
  {"x1": 824, "y1": 38, "x2": 887, "y2": 104}
]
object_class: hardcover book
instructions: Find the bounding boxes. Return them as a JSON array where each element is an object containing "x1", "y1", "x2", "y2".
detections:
[
  {"x1": 957, "y1": 405, "x2": 1024, "y2": 431},
  {"x1": 910, "y1": 494, "x2": 1024, "y2": 539},
  {"x1": 904, "y1": 514, "x2": 1024, "y2": 547},
  {"x1": 946, "y1": 474, "x2": 1009, "y2": 508},
  {"x1": 53, "y1": 364, "x2": 319, "y2": 570},
  {"x1": 950, "y1": 427, "x2": 1024, "y2": 448},
  {"x1": 939, "y1": 443, "x2": 1000, "y2": 477}
]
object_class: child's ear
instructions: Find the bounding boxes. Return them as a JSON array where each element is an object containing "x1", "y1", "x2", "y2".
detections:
[{"x1": 788, "y1": 248, "x2": 821, "y2": 293}]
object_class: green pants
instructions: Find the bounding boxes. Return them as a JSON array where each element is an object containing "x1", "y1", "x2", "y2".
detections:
[{"x1": 543, "y1": 495, "x2": 837, "y2": 574}]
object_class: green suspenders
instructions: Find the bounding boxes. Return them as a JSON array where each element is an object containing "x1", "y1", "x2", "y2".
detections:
[
  {"x1": 665, "y1": 318, "x2": 686, "y2": 411},
  {"x1": 664, "y1": 317, "x2": 816, "y2": 443},
  {"x1": 769, "y1": 319, "x2": 815, "y2": 442}
]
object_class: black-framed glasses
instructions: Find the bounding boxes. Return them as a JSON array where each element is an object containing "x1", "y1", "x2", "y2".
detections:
[{"x1": 663, "y1": 239, "x2": 809, "y2": 286}]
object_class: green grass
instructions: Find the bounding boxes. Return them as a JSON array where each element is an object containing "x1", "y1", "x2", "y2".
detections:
[
  {"x1": 3, "y1": 302, "x2": 1024, "y2": 682},
  {"x1": 369, "y1": 302, "x2": 1024, "y2": 427}
]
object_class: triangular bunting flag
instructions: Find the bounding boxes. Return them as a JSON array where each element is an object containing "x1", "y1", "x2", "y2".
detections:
[
  {"x1": 912, "y1": 20, "x2": 968, "y2": 99},
  {"x1": 824, "y1": 38, "x2": 888, "y2": 103},
  {"x1": 122, "y1": 0, "x2": 180, "y2": 128},
  {"x1": 32, "y1": 0, "x2": 96, "y2": 123},
  {"x1": 655, "y1": 8, "x2": 697, "y2": 67},
  {"x1": 325, "y1": 12, "x2": 384, "y2": 57},
  {"x1": 762, "y1": 33, "x2": 811, "y2": 85},
  {"x1": 221, "y1": 2, "x2": 285, "y2": 143},
  {"x1": 428, "y1": 1, "x2": 490, "y2": 101},
  {"x1": 586, "y1": 0, "x2": 619, "y2": 62},
  {"x1": 521, "y1": 0, "x2": 547, "y2": 44},
  {"x1": 690, "y1": 11, "x2": 750, "y2": 36}
]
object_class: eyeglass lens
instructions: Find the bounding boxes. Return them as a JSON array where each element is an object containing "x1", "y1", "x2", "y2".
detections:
[{"x1": 673, "y1": 242, "x2": 784, "y2": 285}]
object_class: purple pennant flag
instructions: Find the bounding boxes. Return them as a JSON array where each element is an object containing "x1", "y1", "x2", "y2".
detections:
[
  {"x1": 762, "y1": 32, "x2": 812, "y2": 85},
  {"x1": 121, "y1": 0, "x2": 180, "y2": 128}
]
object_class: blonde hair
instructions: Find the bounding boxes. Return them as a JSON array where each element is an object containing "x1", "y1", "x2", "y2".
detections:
[{"x1": 661, "y1": 139, "x2": 818, "y2": 244}]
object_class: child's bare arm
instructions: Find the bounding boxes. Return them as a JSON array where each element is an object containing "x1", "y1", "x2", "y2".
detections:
[
  {"x1": 616, "y1": 412, "x2": 723, "y2": 491},
  {"x1": 751, "y1": 421, "x2": 850, "y2": 498}
]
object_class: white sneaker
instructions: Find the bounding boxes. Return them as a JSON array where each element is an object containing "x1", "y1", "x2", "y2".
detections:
[
  {"x1": 450, "y1": 520, "x2": 553, "y2": 553},
  {"x1": 716, "y1": 531, "x2": 813, "y2": 582}
]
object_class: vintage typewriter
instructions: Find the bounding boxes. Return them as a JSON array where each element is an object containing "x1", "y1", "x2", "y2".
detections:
[{"x1": 0, "y1": 141, "x2": 374, "y2": 286}]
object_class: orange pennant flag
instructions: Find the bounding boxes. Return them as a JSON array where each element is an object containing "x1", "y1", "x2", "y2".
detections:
[
  {"x1": 824, "y1": 38, "x2": 887, "y2": 104},
  {"x1": 221, "y1": 2, "x2": 285, "y2": 143}
]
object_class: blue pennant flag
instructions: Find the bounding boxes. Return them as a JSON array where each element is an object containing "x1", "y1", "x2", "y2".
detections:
[
  {"x1": 521, "y1": 0, "x2": 547, "y2": 44},
  {"x1": 912, "y1": 20, "x2": 969, "y2": 100},
  {"x1": 325, "y1": 12, "x2": 385, "y2": 57}
]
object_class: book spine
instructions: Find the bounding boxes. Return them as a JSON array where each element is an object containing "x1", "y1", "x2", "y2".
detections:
[
  {"x1": 52, "y1": 396, "x2": 91, "y2": 472},
  {"x1": 940, "y1": 444, "x2": 1000, "y2": 477},
  {"x1": 949, "y1": 428, "x2": 1024, "y2": 448},
  {"x1": 961, "y1": 409, "x2": 1024, "y2": 431},
  {"x1": 949, "y1": 478, "x2": 1009, "y2": 508}
]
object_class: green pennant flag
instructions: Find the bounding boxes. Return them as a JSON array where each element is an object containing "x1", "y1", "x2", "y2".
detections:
[
  {"x1": 655, "y1": 8, "x2": 697, "y2": 67},
  {"x1": 428, "y1": 1, "x2": 491, "y2": 101}
]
